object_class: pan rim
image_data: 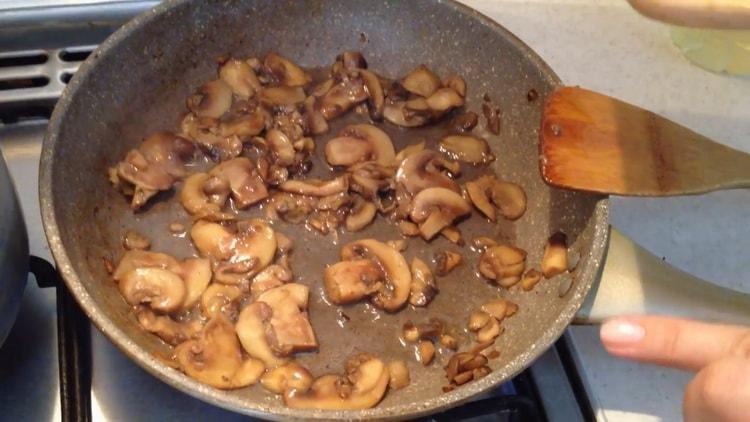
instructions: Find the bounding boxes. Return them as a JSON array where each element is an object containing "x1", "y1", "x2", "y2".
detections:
[{"x1": 39, "y1": 0, "x2": 610, "y2": 419}]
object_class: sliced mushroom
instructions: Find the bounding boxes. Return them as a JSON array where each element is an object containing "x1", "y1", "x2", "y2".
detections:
[
  {"x1": 434, "y1": 250, "x2": 462, "y2": 276},
  {"x1": 476, "y1": 316, "x2": 503, "y2": 344},
  {"x1": 113, "y1": 250, "x2": 181, "y2": 281},
  {"x1": 264, "y1": 53, "x2": 311, "y2": 87},
  {"x1": 360, "y1": 69, "x2": 385, "y2": 119},
  {"x1": 439, "y1": 135, "x2": 494, "y2": 164},
  {"x1": 387, "y1": 360, "x2": 410, "y2": 390},
  {"x1": 323, "y1": 259, "x2": 384, "y2": 305},
  {"x1": 261, "y1": 362, "x2": 314, "y2": 395},
  {"x1": 220, "y1": 107, "x2": 268, "y2": 138},
  {"x1": 482, "y1": 101, "x2": 501, "y2": 135},
  {"x1": 478, "y1": 245, "x2": 527, "y2": 287},
  {"x1": 180, "y1": 257, "x2": 212, "y2": 309},
  {"x1": 383, "y1": 101, "x2": 429, "y2": 128},
  {"x1": 468, "y1": 311, "x2": 491, "y2": 331},
  {"x1": 341, "y1": 239, "x2": 412, "y2": 312},
  {"x1": 387, "y1": 239, "x2": 407, "y2": 252},
  {"x1": 190, "y1": 220, "x2": 236, "y2": 261},
  {"x1": 409, "y1": 187, "x2": 471, "y2": 240},
  {"x1": 315, "y1": 74, "x2": 368, "y2": 120},
  {"x1": 440, "y1": 334, "x2": 459, "y2": 350},
  {"x1": 209, "y1": 157, "x2": 269, "y2": 208},
  {"x1": 257, "y1": 283, "x2": 318, "y2": 355},
  {"x1": 123, "y1": 230, "x2": 150, "y2": 251},
  {"x1": 398, "y1": 220, "x2": 420, "y2": 237},
  {"x1": 471, "y1": 236, "x2": 498, "y2": 251},
  {"x1": 119, "y1": 267, "x2": 186, "y2": 313},
  {"x1": 325, "y1": 124, "x2": 395, "y2": 167},
  {"x1": 191, "y1": 219, "x2": 277, "y2": 279},
  {"x1": 542, "y1": 232, "x2": 568, "y2": 278},
  {"x1": 187, "y1": 79, "x2": 232, "y2": 119},
  {"x1": 180, "y1": 173, "x2": 232, "y2": 218},
  {"x1": 402, "y1": 65, "x2": 441, "y2": 98},
  {"x1": 481, "y1": 298, "x2": 518, "y2": 322},
  {"x1": 416, "y1": 340, "x2": 436, "y2": 365},
  {"x1": 466, "y1": 175, "x2": 526, "y2": 221},
  {"x1": 402, "y1": 319, "x2": 445, "y2": 342},
  {"x1": 449, "y1": 111, "x2": 478, "y2": 132},
  {"x1": 175, "y1": 316, "x2": 265, "y2": 389},
  {"x1": 251, "y1": 264, "x2": 292, "y2": 298},
  {"x1": 236, "y1": 301, "x2": 287, "y2": 367},
  {"x1": 425, "y1": 87, "x2": 465, "y2": 112},
  {"x1": 345, "y1": 201, "x2": 377, "y2": 232},
  {"x1": 200, "y1": 283, "x2": 242, "y2": 320},
  {"x1": 440, "y1": 226, "x2": 463, "y2": 245},
  {"x1": 136, "y1": 307, "x2": 202, "y2": 346},
  {"x1": 394, "y1": 141, "x2": 425, "y2": 163},
  {"x1": 284, "y1": 356, "x2": 389, "y2": 410},
  {"x1": 521, "y1": 269, "x2": 543, "y2": 291},
  {"x1": 259, "y1": 86, "x2": 306, "y2": 106},
  {"x1": 409, "y1": 257, "x2": 437, "y2": 307},
  {"x1": 443, "y1": 75, "x2": 466, "y2": 97},
  {"x1": 347, "y1": 161, "x2": 395, "y2": 200},
  {"x1": 338, "y1": 51, "x2": 367, "y2": 70},
  {"x1": 219, "y1": 58, "x2": 262, "y2": 98},
  {"x1": 396, "y1": 150, "x2": 459, "y2": 195},
  {"x1": 279, "y1": 176, "x2": 348, "y2": 197}
]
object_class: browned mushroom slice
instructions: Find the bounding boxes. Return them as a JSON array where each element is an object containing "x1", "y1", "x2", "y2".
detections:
[
  {"x1": 179, "y1": 257, "x2": 212, "y2": 309},
  {"x1": 200, "y1": 283, "x2": 242, "y2": 320},
  {"x1": 325, "y1": 124, "x2": 396, "y2": 167},
  {"x1": 340, "y1": 239, "x2": 412, "y2": 312},
  {"x1": 315, "y1": 74, "x2": 368, "y2": 120},
  {"x1": 409, "y1": 257, "x2": 437, "y2": 307},
  {"x1": 175, "y1": 316, "x2": 265, "y2": 389},
  {"x1": 264, "y1": 53, "x2": 311, "y2": 87},
  {"x1": 449, "y1": 111, "x2": 478, "y2": 132},
  {"x1": 394, "y1": 141, "x2": 425, "y2": 163},
  {"x1": 416, "y1": 340, "x2": 436, "y2": 365},
  {"x1": 113, "y1": 250, "x2": 181, "y2": 281},
  {"x1": 398, "y1": 220, "x2": 420, "y2": 237},
  {"x1": 187, "y1": 79, "x2": 233, "y2": 119},
  {"x1": 257, "y1": 283, "x2": 318, "y2": 355},
  {"x1": 123, "y1": 230, "x2": 150, "y2": 251},
  {"x1": 396, "y1": 150, "x2": 460, "y2": 195},
  {"x1": 439, "y1": 135, "x2": 494, "y2": 164},
  {"x1": 259, "y1": 86, "x2": 306, "y2": 106},
  {"x1": 180, "y1": 173, "x2": 233, "y2": 220},
  {"x1": 264, "y1": 129, "x2": 296, "y2": 166},
  {"x1": 112, "y1": 132, "x2": 195, "y2": 209},
  {"x1": 251, "y1": 264, "x2": 292, "y2": 298},
  {"x1": 481, "y1": 298, "x2": 518, "y2": 322},
  {"x1": 434, "y1": 250, "x2": 462, "y2": 276},
  {"x1": 261, "y1": 362, "x2": 314, "y2": 395},
  {"x1": 443, "y1": 75, "x2": 467, "y2": 97},
  {"x1": 347, "y1": 161, "x2": 395, "y2": 201},
  {"x1": 409, "y1": 187, "x2": 471, "y2": 240},
  {"x1": 284, "y1": 355, "x2": 390, "y2": 410},
  {"x1": 338, "y1": 51, "x2": 368, "y2": 70},
  {"x1": 265, "y1": 192, "x2": 316, "y2": 223},
  {"x1": 324, "y1": 259, "x2": 385, "y2": 305},
  {"x1": 466, "y1": 175, "x2": 527, "y2": 221},
  {"x1": 387, "y1": 360, "x2": 410, "y2": 390},
  {"x1": 468, "y1": 311, "x2": 491, "y2": 331},
  {"x1": 119, "y1": 267, "x2": 186, "y2": 313},
  {"x1": 521, "y1": 269, "x2": 543, "y2": 291},
  {"x1": 425, "y1": 87, "x2": 465, "y2": 112},
  {"x1": 345, "y1": 201, "x2": 377, "y2": 232},
  {"x1": 383, "y1": 101, "x2": 429, "y2": 127},
  {"x1": 236, "y1": 301, "x2": 287, "y2": 367},
  {"x1": 136, "y1": 307, "x2": 202, "y2": 346},
  {"x1": 279, "y1": 176, "x2": 348, "y2": 197},
  {"x1": 360, "y1": 69, "x2": 385, "y2": 119},
  {"x1": 219, "y1": 107, "x2": 268, "y2": 138},
  {"x1": 180, "y1": 113, "x2": 243, "y2": 161},
  {"x1": 209, "y1": 157, "x2": 269, "y2": 209},
  {"x1": 219, "y1": 58, "x2": 262, "y2": 98},
  {"x1": 302, "y1": 96, "x2": 329, "y2": 135},
  {"x1": 542, "y1": 232, "x2": 568, "y2": 278},
  {"x1": 478, "y1": 245, "x2": 527, "y2": 287},
  {"x1": 476, "y1": 317, "x2": 503, "y2": 343},
  {"x1": 402, "y1": 65, "x2": 442, "y2": 98},
  {"x1": 440, "y1": 226, "x2": 463, "y2": 245}
]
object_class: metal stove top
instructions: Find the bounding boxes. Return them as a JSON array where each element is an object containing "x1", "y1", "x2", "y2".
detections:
[{"x1": 0, "y1": 2, "x2": 590, "y2": 421}]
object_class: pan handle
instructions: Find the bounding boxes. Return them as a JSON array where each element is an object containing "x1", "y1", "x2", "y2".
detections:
[{"x1": 574, "y1": 227, "x2": 750, "y2": 326}]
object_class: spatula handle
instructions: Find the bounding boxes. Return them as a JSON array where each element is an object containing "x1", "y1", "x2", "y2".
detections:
[{"x1": 575, "y1": 227, "x2": 750, "y2": 326}]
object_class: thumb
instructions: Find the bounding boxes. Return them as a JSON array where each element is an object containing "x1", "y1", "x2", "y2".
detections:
[
  {"x1": 599, "y1": 315, "x2": 750, "y2": 371},
  {"x1": 684, "y1": 357, "x2": 750, "y2": 422}
]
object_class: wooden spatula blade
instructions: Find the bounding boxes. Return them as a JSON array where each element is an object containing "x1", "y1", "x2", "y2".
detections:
[{"x1": 539, "y1": 87, "x2": 750, "y2": 196}]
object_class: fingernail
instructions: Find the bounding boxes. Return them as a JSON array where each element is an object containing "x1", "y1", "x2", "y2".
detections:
[{"x1": 600, "y1": 318, "x2": 645, "y2": 346}]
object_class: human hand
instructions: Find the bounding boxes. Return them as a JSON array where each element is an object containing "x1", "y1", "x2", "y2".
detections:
[{"x1": 600, "y1": 316, "x2": 750, "y2": 422}]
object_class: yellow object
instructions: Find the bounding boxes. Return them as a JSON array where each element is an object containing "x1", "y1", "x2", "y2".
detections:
[{"x1": 670, "y1": 27, "x2": 750, "y2": 75}]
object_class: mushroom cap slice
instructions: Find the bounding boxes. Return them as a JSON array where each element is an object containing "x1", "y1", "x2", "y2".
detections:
[
  {"x1": 261, "y1": 362, "x2": 313, "y2": 395},
  {"x1": 409, "y1": 187, "x2": 471, "y2": 240},
  {"x1": 265, "y1": 129, "x2": 296, "y2": 167},
  {"x1": 209, "y1": 157, "x2": 269, "y2": 208},
  {"x1": 219, "y1": 58, "x2": 261, "y2": 98},
  {"x1": 187, "y1": 79, "x2": 233, "y2": 119},
  {"x1": 439, "y1": 135, "x2": 494, "y2": 164},
  {"x1": 465, "y1": 176, "x2": 497, "y2": 222},
  {"x1": 200, "y1": 283, "x2": 242, "y2": 319},
  {"x1": 360, "y1": 69, "x2": 384, "y2": 119},
  {"x1": 190, "y1": 220, "x2": 236, "y2": 261},
  {"x1": 138, "y1": 132, "x2": 196, "y2": 178},
  {"x1": 119, "y1": 267, "x2": 187, "y2": 313},
  {"x1": 425, "y1": 87, "x2": 465, "y2": 112},
  {"x1": 191, "y1": 219, "x2": 277, "y2": 278},
  {"x1": 337, "y1": 124, "x2": 395, "y2": 167},
  {"x1": 324, "y1": 259, "x2": 385, "y2": 305},
  {"x1": 315, "y1": 75, "x2": 368, "y2": 120},
  {"x1": 136, "y1": 307, "x2": 202, "y2": 346},
  {"x1": 383, "y1": 101, "x2": 428, "y2": 128},
  {"x1": 345, "y1": 201, "x2": 377, "y2": 232},
  {"x1": 113, "y1": 250, "x2": 181, "y2": 281},
  {"x1": 409, "y1": 257, "x2": 437, "y2": 307},
  {"x1": 396, "y1": 150, "x2": 459, "y2": 195},
  {"x1": 264, "y1": 53, "x2": 311, "y2": 87},
  {"x1": 284, "y1": 357, "x2": 390, "y2": 410},
  {"x1": 401, "y1": 65, "x2": 441, "y2": 98},
  {"x1": 257, "y1": 283, "x2": 318, "y2": 355},
  {"x1": 341, "y1": 239, "x2": 411, "y2": 312},
  {"x1": 180, "y1": 258, "x2": 212, "y2": 310},
  {"x1": 180, "y1": 173, "x2": 230, "y2": 218},
  {"x1": 175, "y1": 316, "x2": 265, "y2": 389},
  {"x1": 479, "y1": 245, "x2": 527, "y2": 286},
  {"x1": 279, "y1": 176, "x2": 348, "y2": 197},
  {"x1": 236, "y1": 302, "x2": 288, "y2": 367},
  {"x1": 259, "y1": 86, "x2": 306, "y2": 106}
]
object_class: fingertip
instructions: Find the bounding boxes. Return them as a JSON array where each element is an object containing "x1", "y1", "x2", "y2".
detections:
[{"x1": 600, "y1": 317, "x2": 646, "y2": 349}]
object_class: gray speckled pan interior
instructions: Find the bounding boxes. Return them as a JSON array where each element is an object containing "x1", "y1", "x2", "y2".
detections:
[{"x1": 40, "y1": 0, "x2": 609, "y2": 419}]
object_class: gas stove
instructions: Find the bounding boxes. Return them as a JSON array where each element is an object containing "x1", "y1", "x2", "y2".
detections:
[{"x1": 0, "y1": 2, "x2": 590, "y2": 421}]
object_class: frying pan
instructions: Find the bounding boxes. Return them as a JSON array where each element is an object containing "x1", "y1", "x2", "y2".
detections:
[{"x1": 39, "y1": 0, "x2": 750, "y2": 419}]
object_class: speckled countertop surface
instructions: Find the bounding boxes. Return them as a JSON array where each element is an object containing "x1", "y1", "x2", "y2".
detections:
[{"x1": 462, "y1": 0, "x2": 750, "y2": 420}]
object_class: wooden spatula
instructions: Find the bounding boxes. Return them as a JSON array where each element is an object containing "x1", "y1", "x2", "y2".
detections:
[{"x1": 539, "y1": 87, "x2": 750, "y2": 196}]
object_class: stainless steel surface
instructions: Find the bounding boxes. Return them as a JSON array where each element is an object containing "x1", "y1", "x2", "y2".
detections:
[{"x1": 39, "y1": 0, "x2": 608, "y2": 419}]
